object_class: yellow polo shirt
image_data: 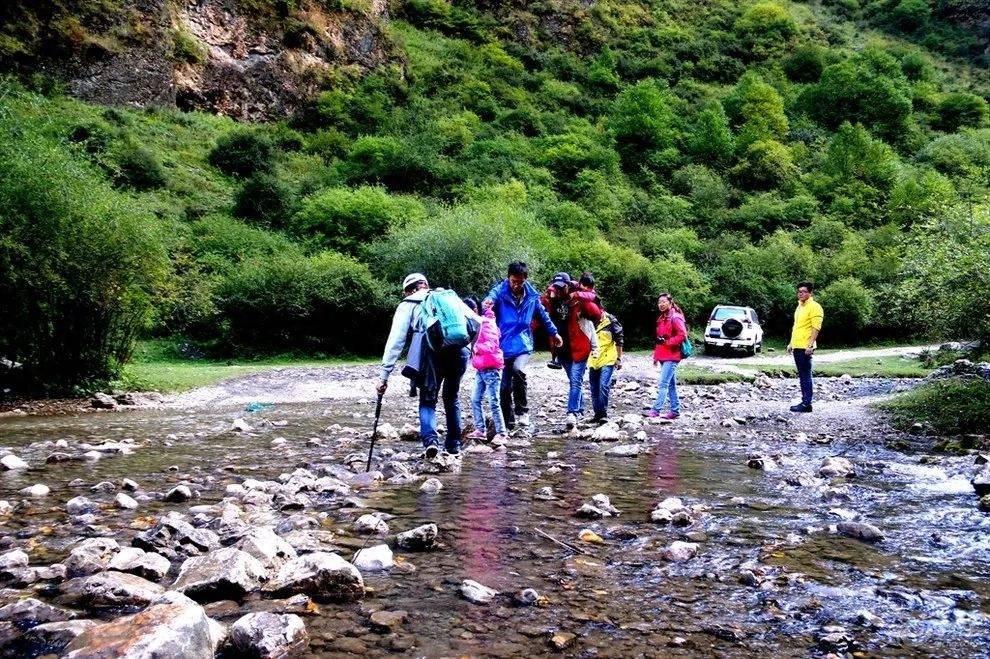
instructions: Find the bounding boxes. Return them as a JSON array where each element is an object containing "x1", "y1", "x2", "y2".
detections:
[{"x1": 790, "y1": 297, "x2": 824, "y2": 349}]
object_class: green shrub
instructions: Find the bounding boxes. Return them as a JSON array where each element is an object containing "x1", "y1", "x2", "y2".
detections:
[
  {"x1": 172, "y1": 28, "x2": 206, "y2": 63},
  {"x1": 608, "y1": 78, "x2": 678, "y2": 171},
  {"x1": 0, "y1": 115, "x2": 167, "y2": 389},
  {"x1": 916, "y1": 130, "x2": 990, "y2": 177},
  {"x1": 733, "y1": 2, "x2": 798, "y2": 58},
  {"x1": 208, "y1": 129, "x2": 275, "y2": 177},
  {"x1": 817, "y1": 276, "x2": 874, "y2": 336},
  {"x1": 688, "y1": 102, "x2": 735, "y2": 169},
  {"x1": 732, "y1": 140, "x2": 798, "y2": 190},
  {"x1": 113, "y1": 139, "x2": 167, "y2": 189},
  {"x1": 888, "y1": 0, "x2": 931, "y2": 32},
  {"x1": 725, "y1": 72, "x2": 789, "y2": 147},
  {"x1": 338, "y1": 135, "x2": 452, "y2": 194},
  {"x1": 932, "y1": 92, "x2": 989, "y2": 132},
  {"x1": 899, "y1": 51, "x2": 934, "y2": 81},
  {"x1": 218, "y1": 251, "x2": 391, "y2": 354},
  {"x1": 234, "y1": 172, "x2": 296, "y2": 228},
  {"x1": 189, "y1": 215, "x2": 297, "y2": 273},
  {"x1": 292, "y1": 186, "x2": 427, "y2": 255},
  {"x1": 640, "y1": 227, "x2": 704, "y2": 260},
  {"x1": 879, "y1": 379, "x2": 990, "y2": 435},
  {"x1": 783, "y1": 44, "x2": 827, "y2": 83}
]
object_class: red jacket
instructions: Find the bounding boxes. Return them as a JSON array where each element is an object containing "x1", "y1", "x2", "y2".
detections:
[
  {"x1": 653, "y1": 310, "x2": 687, "y2": 362},
  {"x1": 540, "y1": 289, "x2": 603, "y2": 362}
]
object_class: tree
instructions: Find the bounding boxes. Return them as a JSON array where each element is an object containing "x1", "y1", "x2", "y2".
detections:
[
  {"x1": 608, "y1": 79, "x2": 678, "y2": 170},
  {"x1": 726, "y1": 72, "x2": 789, "y2": 148},
  {"x1": 933, "y1": 92, "x2": 989, "y2": 132},
  {"x1": 732, "y1": 140, "x2": 798, "y2": 190},
  {"x1": 208, "y1": 129, "x2": 275, "y2": 177},
  {"x1": 818, "y1": 277, "x2": 874, "y2": 336},
  {"x1": 733, "y1": 2, "x2": 798, "y2": 59},
  {"x1": 688, "y1": 102, "x2": 735, "y2": 168}
]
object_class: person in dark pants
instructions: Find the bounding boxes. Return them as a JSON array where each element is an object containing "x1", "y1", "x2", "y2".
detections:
[
  {"x1": 483, "y1": 262, "x2": 562, "y2": 429},
  {"x1": 787, "y1": 281, "x2": 824, "y2": 413}
]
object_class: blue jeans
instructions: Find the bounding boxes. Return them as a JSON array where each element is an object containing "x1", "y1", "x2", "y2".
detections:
[
  {"x1": 794, "y1": 350, "x2": 814, "y2": 406},
  {"x1": 652, "y1": 361, "x2": 680, "y2": 414},
  {"x1": 588, "y1": 365, "x2": 615, "y2": 418},
  {"x1": 559, "y1": 357, "x2": 588, "y2": 414},
  {"x1": 472, "y1": 369, "x2": 506, "y2": 434},
  {"x1": 419, "y1": 347, "x2": 468, "y2": 453}
]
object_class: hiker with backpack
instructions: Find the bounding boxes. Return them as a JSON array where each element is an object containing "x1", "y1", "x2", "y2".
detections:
[
  {"x1": 588, "y1": 306, "x2": 624, "y2": 425},
  {"x1": 649, "y1": 292, "x2": 688, "y2": 420},
  {"x1": 463, "y1": 298, "x2": 508, "y2": 443},
  {"x1": 541, "y1": 272, "x2": 604, "y2": 430},
  {"x1": 482, "y1": 261, "x2": 562, "y2": 430},
  {"x1": 377, "y1": 273, "x2": 479, "y2": 459}
]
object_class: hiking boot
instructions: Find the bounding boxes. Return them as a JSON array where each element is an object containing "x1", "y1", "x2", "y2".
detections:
[
  {"x1": 789, "y1": 403, "x2": 813, "y2": 413},
  {"x1": 444, "y1": 441, "x2": 461, "y2": 455},
  {"x1": 565, "y1": 413, "x2": 578, "y2": 430},
  {"x1": 517, "y1": 413, "x2": 531, "y2": 426},
  {"x1": 423, "y1": 444, "x2": 439, "y2": 461},
  {"x1": 590, "y1": 414, "x2": 608, "y2": 425},
  {"x1": 647, "y1": 410, "x2": 661, "y2": 418},
  {"x1": 547, "y1": 357, "x2": 562, "y2": 370},
  {"x1": 663, "y1": 411, "x2": 679, "y2": 420}
]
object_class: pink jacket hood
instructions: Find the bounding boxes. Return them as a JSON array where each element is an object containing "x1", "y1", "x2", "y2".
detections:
[{"x1": 472, "y1": 309, "x2": 504, "y2": 371}]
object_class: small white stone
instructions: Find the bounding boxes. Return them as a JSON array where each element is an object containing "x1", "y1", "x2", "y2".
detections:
[
  {"x1": 353, "y1": 544, "x2": 394, "y2": 572},
  {"x1": 21, "y1": 484, "x2": 50, "y2": 497},
  {"x1": 1, "y1": 454, "x2": 29, "y2": 470},
  {"x1": 116, "y1": 493, "x2": 139, "y2": 510},
  {"x1": 420, "y1": 478, "x2": 443, "y2": 494}
]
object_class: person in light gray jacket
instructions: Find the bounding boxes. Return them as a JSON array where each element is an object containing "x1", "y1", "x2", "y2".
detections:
[{"x1": 376, "y1": 273, "x2": 476, "y2": 459}]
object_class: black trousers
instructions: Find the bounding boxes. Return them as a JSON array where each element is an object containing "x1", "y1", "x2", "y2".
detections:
[{"x1": 499, "y1": 352, "x2": 530, "y2": 425}]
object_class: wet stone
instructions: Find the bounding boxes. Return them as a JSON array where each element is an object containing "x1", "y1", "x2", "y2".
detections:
[
  {"x1": 107, "y1": 547, "x2": 171, "y2": 581},
  {"x1": 420, "y1": 478, "x2": 443, "y2": 493},
  {"x1": 264, "y1": 552, "x2": 364, "y2": 602},
  {"x1": 368, "y1": 609, "x2": 407, "y2": 632},
  {"x1": 133, "y1": 515, "x2": 220, "y2": 560},
  {"x1": 550, "y1": 631, "x2": 576, "y2": 650},
  {"x1": 394, "y1": 524, "x2": 438, "y2": 551},
  {"x1": 65, "y1": 538, "x2": 119, "y2": 577},
  {"x1": 165, "y1": 485, "x2": 193, "y2": 502},
  {"x1": 23, "y1": 619, "x2": 98, "y2": 653},
  {"x1": 836, "y1": 521, "x2": 884, "y2": 543},
  {"x1": 172, "y1": 547, "x2": 267, "y2": 603},
  {"x1": 0, "y1": 455, "x2": 29, "y2": 470},
  {"x1": 0, "y1": 598, "x2": 77, "y2": 629},
  {"x1": 115, "y1": 493, "x2": 139, "y2": 510},
  {"x1": 236, "y1": 527, "x2": 297, "y2": 570},
  {"x1": 460, "y1": 579, "x2": 498, "y2": 604},
  {"x1": 230, "y1": 612, "x2": 308, "y2": 658},
  {"x1": 0, "y1": 550, "x2": 29, "y2": 572},
  {"x1": 57, "y1": 571, "x2": 165, "y2": 608},
  {"x1": 353, "y1": 545, "x2": 393, "y2": 572},
  {"x1": 819, "y1": 457, "x2": 855, "y2": 478},
  {"x1": 353, "y1": 514, "x2": 389, "y2": 535},
  {"x1": 662, "y1": 541, "x2": 699, "y2": 562}
]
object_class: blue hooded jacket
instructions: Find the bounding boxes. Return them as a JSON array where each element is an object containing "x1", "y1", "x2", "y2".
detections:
[{"x1": 484, "y1": 280, "x2": 558, "y2": 359}]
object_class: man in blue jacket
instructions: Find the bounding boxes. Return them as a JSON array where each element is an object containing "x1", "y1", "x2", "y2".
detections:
[{"x1": 483, "y1": 261, "x2": 562, "y2": 429}]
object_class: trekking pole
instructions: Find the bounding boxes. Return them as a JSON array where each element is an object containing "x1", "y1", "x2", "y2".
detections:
[{"x1": 366, "y1": 392, "x2": 384, "y2": 472}]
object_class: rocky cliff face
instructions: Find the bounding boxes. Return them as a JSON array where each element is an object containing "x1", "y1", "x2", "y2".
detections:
[{"x1": 63, "y1": 0, "x2": 395, "y2": 121}]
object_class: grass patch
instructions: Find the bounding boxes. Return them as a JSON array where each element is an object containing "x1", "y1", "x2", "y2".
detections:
[
  {"x1": 115, "y1": 340, "x2": 373, "y2": 392},
  {"x1": 740, "y1": 355, "x2": 932, "y2": 378},
  {"x1": 877, "y1": 378, "x2": 990, "y2": 435},
  {"x1": 676, "y1": 366, "x2": 747, "y2": 385}
]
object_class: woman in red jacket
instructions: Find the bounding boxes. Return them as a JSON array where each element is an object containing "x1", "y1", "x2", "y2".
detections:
[{"x1": 649, "y1": 292, "x2": 687, "y2": 420}]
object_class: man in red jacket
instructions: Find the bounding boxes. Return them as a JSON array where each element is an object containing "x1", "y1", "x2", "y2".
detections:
[{"x1": 542, "y1": 273, "x2": 603, "y2": 430}]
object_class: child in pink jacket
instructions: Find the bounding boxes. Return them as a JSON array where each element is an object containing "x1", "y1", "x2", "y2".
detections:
[{"x1": 465, "y1": 299, "x2": 507, "y2": 442}]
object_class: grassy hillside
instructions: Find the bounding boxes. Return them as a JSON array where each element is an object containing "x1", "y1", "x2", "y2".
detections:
[{"x1": 0, "y1": 0, "x2": 988, "y2": 390}]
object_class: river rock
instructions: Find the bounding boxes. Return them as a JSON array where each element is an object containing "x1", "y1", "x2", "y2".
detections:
[
  {"x1": 122, "y1": 478, "x2": 139, "y2": 491},
  {"x1": 576, "y1": 504, "x2": 612, "y2": 519},
  {"x1": 133, "y1": 514, "x2": 220, "y2": 559},
  {"x1": 63, "y1": 592, "x2": 222, "y2": 659},
  {"x1": 230, "y1": 612, "x2": 308, "y2": 658},
  {"x1": 232, "y1": 418, "x2": 253, "y2": 433},
  {"x1": 836, "y1": 521, "x2": 884, "y2": 543},
  {"x1": 66, "y1": 496, "x2": 96, "y2": 516},
  {"x1": 165, "y1": 484, "x2": 193, "y2": 502},
  {"x1": 20, "y1": 484, "x2": 50, "y2": 497},
  {"x1": 116, "y1": 492, "x2": 139, "y2": 510},
  {"x1": 369, "y1": 609, "x2": 407, "y2": 632},
  {"x1": 979, "y1": 495, "x2": 990, "y2": 513},
  {"x1": 460, "y1": 579, "x2": 497, "y2": 604},
  {"x1": 24, "y1": 619, "x2": 99, "y2": 652},
  {"x1": 398, "y1": 424, "x2": 420, "y2": 441},
  {"x1": 819, "y1": 457, "x2": 855, "y2": 478},
  {"x1": 374, "y1": 423, "x2": 399, "y2": 441},
  {"x1": 264, "y1": 552, "x2": 364, "y2": 602},
  {"x1": 395, "y1": 523, "x2": 438, "y2": 551},
  {"x1": 534, "y1": 486, "x2": 555, "y2": 500},
  {"x1": 0, "y1": 598, "x2": 76, "y2": 628},
  {"x1": 0, "y1": 454, "x2": 29, "y2": 470},
  {"x1": 107, "y1": 547, "x2": 170, "y2": 581},
  {"x1": 420, "y1": 477, "x2": 443, "y2": 493},
  {"x1": 58, "y1": 571, "x2": 165, "y2": 608},
  {"x1": 236, "y1": 528, "x2": 297, "y2": 570},
  {"x1": 650, "y1": 508, "x2": 673, "y2": 523},
  {"x1": 90, "y1": 393, "x2": 117, "y2": 409},
  {"x1": 514, "y1": 588, "x2": 540, "y2": 606},
  {"x1": 604, "y1": 444, "x2": 642, "y2": 456},
  {"x1": 662, "y1": 541, "x2": 698, "y2": 562},
  {"x1": 173, "y1": 547, "x2": 267, "y2": 602},
  {"x1": 591, "y1": 493, "x2": 620, "y2": 515},
  {"x1": 66, "y1": 537, "x2": 120, "y2": 577},
  {"x1": 591, "y1": 422, "x2": 625, "y2": 441},
  {"x1": 0, "y1": 550, "x2": 28, "y2": 572},
  {"x1": 972, "y1": 467, "x2": 990, "y2": 496},
  {"x1": 747, "y1": 455, "x2": 777, "y2": 471},
  {"x1": 354, "y1": 514, "x2": 389, "y2": 535},
  {"x1": 655, "y1": 497, "x2": 685, "y2": 513},
  {"x1": 353, "y1": 544, "x2": 394, "y2": 571}
]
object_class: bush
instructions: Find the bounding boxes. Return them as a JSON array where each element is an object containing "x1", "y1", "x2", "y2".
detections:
[
  {"x1": 189, "y1": 215, "x2": 297, "y2": 273},
  {"x1": 608, "y1": 79, "x2": 678, "y2": 170},
  {"x1": 916, "y1": 130, "x2": 990, "y2": 177},
  {"x1": 733, "y1": 2, "x2": 798, "y2": 58},
  {"x1": 218, "y1": 251, "x2": 391, "y2": 354},
  {"x1": 337, "y1": 135, "x2": 452, "y2": 194},
  {"x1": 234, "y1": 172, "x2": 296, "y2": 228},
  {"x1": 732, "y1": 140, "x2": 798, "y2": 190},
  {"x1": 932, "y1": 92, "x2": 989, "y2": 132},
  {"x1": 888, "y1": 0, "x2": 931, "y2": 32},
  {"x1": 292, "y1": 186, "x2": 427, "y2": 255},
  {"x1": 817, "y1": 276, "x2": 874, "y2": 336},
  {"x1": 688, "y1": 102, "x2": 735, "y2": 169},
  {"x1": 0, "y1": 115, "x2": 167, "y2": 389},
  {"x1": 113, "y1": 139, "x2": 167, "y2": 189},
  {"x1": 208, "y1": 129, "x2": 275, "y2": 177},
  {"x1": 880, "y1": 379, "x2": 990, "y2": 435},
  {"x1": 725, "y1": 72, "x2": 789, "y2": 147},
  {"x1": 369, "y1": 201, "x2": 549, "y2": 299},
  {"x1": 783, "y1": 44, "x2": 827, "y2": 83}
]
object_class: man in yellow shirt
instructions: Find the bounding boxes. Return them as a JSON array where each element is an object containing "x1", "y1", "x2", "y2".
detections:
[{"x1": 787, "y1": 282, "x2": 824, "y2": 413}]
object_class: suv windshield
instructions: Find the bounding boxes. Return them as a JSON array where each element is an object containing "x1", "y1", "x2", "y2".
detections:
[{"x1": 712, "y1": 307, "x2": 746, "y2": 321}]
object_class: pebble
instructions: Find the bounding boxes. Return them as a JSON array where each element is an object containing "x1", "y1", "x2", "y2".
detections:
[
  {"x1": 353, "y1": 545, "x2": 394, "y2": 571},
  {"x1": 164, "y1": 485, "x2": 192, "y2": 502},
  {"x1": 20, "y1": 484, "x2": 50, "y2": 497},
  {"x1": 115, "y1": 493, "x2": 139, "y2": 510},
  {"x1": 0, "y1": 454, "x2": 29, "y2": 470},
  {"x1": 460, "y1": 579, "x2": 498, "y2": 604},
  {"x1": 420, "y1": 478, "x2": 443, "y2": 494},
  {"x1": 662, "y1": 541, "x2": 698, "y2": 562}
]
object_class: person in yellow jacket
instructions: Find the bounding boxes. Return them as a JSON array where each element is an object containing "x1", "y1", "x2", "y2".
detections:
[
  {"x1": 787, "y1": 281, "x2": 824, "y2": 412},
  {"x1": 588, "y1": 310, "x2": 624, "y2": 424}
]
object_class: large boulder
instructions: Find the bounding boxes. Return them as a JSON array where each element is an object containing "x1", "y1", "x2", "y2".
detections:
[
  {"x1": 133, "y1": 514, "x2": 220, "y2": 560},
  {"x1": 22, "y1": 620, "x2": 99, "y2": 654},
  {"x1": 264, "y1": 552, "x2": 364, "y2": 602},
  {"x1": 172, "y1": 547, "x2": 267, "y2": 602},
  {"x1": 235, "y1": 527, "x2": 297, "y2": 570},
  {"x1": 57, "y1": 572, "x2": 165, "y2": 608},
  {"x1": 229, "y1": 612, "x2": 308, "y2": 658},
  {"x1": 65, "y1": 538, "x2": 120, "y2": 577},
  {"x1": 63, "y1": 593, "x2": 222, "y2": 659},
  {"x1": 0, "y1": 598, "x2": 77, "y2": 629},
  {"x1": 108, "y1": 547, "x2": 171, "y2": 581}
]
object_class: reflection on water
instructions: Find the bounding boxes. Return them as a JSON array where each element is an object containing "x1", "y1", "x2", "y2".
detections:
[{"x1": 1, "y1": 399, "x2": 988, "y2": 656}]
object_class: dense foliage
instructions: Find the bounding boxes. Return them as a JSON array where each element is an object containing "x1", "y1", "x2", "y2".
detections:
[{"x1": 0, "y1": 0, "x2": 988, "y2": 387}]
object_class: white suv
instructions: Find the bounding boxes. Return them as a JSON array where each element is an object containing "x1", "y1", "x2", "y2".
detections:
[{"x1": 704, "y1": 305, "x2": 763, "y2": 356}]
